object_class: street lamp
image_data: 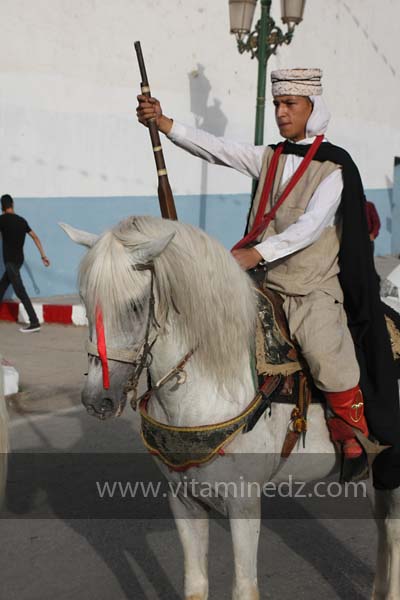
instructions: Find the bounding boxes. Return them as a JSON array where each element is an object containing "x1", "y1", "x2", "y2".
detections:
[{"x1": 229, "y1": 0, "x2": 306, "y2": 146}]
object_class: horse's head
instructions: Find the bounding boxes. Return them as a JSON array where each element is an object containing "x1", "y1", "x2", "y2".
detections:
[{"x1": 60, "y1": 221, "x2": 174, "y2": 420}]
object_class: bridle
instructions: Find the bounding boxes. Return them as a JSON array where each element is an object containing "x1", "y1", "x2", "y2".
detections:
[
  {"x1": 122, "y1": 263, "x2": 160, "y2": 409},
  {"x1": 86, "y1": 262, "x2": 193, "y2": 416}
]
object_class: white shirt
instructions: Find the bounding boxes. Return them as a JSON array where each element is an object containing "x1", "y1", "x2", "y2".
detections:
[{"x1": 167, "y1": 121, "x2": 343, "y2": 263}]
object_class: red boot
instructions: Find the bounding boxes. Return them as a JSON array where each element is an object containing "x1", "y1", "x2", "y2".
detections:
[{"x1": 324, "y1": 385, "x2": 369, "y2": 459}]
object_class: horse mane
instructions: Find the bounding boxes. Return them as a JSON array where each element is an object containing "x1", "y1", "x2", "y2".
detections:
[{"x1": 79, "y1": 216, "x2": 257, "y2": 384}]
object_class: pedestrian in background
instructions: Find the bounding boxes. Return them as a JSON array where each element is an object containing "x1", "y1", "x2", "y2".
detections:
[
  {"x1": 0, "y1": 194, "x2": 50, "y2": 332},
  {"x1": 365, "y1": 197, "x2": 381, "y2": 254}
]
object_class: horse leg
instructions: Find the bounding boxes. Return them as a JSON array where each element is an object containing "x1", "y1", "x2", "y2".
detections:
[
  {"x1": 169, "y1": 494, "x2": 210, "y2": 600},
  {"x1": 229, "y1": 498, "x2": 261, "y2": 600},
  {"x1": 372, "y1": 488, "x2": 400, "y2": 600}
]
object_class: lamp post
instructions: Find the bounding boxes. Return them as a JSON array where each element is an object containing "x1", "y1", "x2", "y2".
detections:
[{"x1": 229, "y1": 0, "x2": 306, "y2": 146}]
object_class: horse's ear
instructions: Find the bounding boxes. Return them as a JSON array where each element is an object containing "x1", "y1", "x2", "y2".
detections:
[
  {"x1": 131, "y1": 232, "x2": 175, "y2": 263},
  {"x1": 59, "y1": 223, "x2": 98, "y2": 248}
]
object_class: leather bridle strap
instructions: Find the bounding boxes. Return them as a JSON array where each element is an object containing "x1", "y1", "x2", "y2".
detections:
[
  {"x1": 133, "y1": 349, "x2": 194, "y2": 411},
  {"x1": 86, "y1": 340, "x2": 143, "y2": 363}
]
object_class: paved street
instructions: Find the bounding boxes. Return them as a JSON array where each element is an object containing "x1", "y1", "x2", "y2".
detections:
[
  {"x1": 3, "y1": 322, "x2": 86, "y2": 418},
  {"x1": 0, "y1": 321, "x2": 380, "y2": 599}
]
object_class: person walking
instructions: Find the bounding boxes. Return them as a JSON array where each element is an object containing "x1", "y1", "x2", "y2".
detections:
[{"x1": 0, "y1": 194, "x2": 50, "y2": 332}]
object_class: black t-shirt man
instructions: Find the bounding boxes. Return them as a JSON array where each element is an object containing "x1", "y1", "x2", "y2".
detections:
[
  {"x1": 0, "y1": 194, "x2": 50, "y2": 332},
  {"x1": 0, "y1": 213, "x2": 32, "y2": 266}
]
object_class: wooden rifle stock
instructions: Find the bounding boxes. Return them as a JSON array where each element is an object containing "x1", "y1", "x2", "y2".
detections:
[{"x1": 134, "y1": 41, "x2": 177, "y2": 220}]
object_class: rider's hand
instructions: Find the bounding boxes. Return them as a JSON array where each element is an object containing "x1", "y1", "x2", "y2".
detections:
[
  {"x1": 136, "y1": 95, "x2": 173, "y2": 134},
  {"x1": 231, "y1": 248, "x2": 264, "y2": 271}
]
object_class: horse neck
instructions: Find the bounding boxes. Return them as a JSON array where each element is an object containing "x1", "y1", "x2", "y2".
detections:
[{"x1": 147, "y1": 323, "x2": 255, "y2": 428}]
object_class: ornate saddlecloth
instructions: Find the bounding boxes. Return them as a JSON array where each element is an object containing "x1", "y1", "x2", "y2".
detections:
[{"x1": 254, "y1": 286, "x2": 304, "y2": 377}]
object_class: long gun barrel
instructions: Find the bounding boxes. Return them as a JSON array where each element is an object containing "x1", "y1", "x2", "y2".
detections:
[{"x1": 134, "y1": 41, "x2": 177, "y2": 220}]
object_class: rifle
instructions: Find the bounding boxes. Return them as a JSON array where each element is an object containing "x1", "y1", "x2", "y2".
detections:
[{"x1": 134, "y1": 41, "x2": 177, "y2": 220}]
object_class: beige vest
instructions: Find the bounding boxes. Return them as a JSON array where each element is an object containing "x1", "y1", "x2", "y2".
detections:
[{"x1": 249, "y1": 147, "x2": 343, "y2": 298}]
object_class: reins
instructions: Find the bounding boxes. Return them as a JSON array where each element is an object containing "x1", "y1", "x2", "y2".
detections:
[{"x1": 133, "y1": 349, "x2": 194, "y2": 411}]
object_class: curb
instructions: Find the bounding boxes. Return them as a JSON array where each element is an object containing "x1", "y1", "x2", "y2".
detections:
[{"x1": 0, "y1": 301, "x2": 87, "y2": 326}]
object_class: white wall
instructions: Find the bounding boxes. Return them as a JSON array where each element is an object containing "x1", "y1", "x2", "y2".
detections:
[{"x1": 0, "y1": 0, "x2": 399, "y2": 198}]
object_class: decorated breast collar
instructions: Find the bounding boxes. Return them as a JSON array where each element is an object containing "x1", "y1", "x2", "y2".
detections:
[{"x1": 139, "y1": 375, "x2": 280, "y2": 472}]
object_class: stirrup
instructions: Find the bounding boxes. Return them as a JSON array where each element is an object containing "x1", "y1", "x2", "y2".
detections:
[
  {"x1": 353, "y1": 429, "x2": 391, "y2": 463},
  {"x1": 339, "y1": 431, "x2": 391, "y2": 483}
]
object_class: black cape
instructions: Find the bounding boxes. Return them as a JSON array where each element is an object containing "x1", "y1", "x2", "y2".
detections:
[{"x1": 264, "y1": 141, "x2": 400, "y2": 490}]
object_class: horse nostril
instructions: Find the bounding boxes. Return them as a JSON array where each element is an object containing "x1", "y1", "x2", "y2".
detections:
[
  {"x1": 100, "y1": 398, "x2": 114, "y2": 414},
  {"x1": 83, "y1": 397, "x2": 114, "y2": 419}
]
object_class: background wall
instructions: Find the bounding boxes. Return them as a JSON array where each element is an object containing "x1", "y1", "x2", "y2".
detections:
[{"x1": 0, "y1": 0, "x2": 399, "y2": 296}]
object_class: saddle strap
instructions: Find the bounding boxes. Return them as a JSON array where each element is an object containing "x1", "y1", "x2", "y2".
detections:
[
  {"x1": 281, "y1": 372, "x2": 312, "y2": 458},
  {"x1": 243, "y1": 375, "x2": 281, "y2": 433}
]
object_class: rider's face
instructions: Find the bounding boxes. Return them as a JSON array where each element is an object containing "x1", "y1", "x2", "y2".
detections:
[{"x1": 274, "y1": 95, "x2": 313, "y2": 142}]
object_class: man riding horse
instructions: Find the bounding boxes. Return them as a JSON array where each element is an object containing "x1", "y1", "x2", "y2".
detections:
[{"x1": 136, "y1": 68, "x2": 400, "y2": 492}]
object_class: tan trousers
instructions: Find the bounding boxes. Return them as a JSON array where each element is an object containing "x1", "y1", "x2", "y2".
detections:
[{"x1": 282, "y1": 290, "x2": 360, "y2": 392}]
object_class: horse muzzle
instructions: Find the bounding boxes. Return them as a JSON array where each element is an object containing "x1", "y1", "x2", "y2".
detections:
[{"x1": 82, "y1": 396, "x2": 116, "y2": 420}]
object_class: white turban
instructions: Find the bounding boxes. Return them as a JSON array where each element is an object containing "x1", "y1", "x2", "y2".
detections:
[
  {"x1": 271, "y1": 68, "x2": 322, "y2": 97},
  {"x1": 306, "y1": 95, "x2": 331, "y2": 137}
]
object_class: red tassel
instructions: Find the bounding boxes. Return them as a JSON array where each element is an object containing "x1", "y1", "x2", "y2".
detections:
[{"x1": 95, "y1": 306, "x2": 110, "y2": 389}]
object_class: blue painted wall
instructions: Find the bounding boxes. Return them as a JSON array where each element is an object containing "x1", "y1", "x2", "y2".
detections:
[
  {"x1": 1, "y1": 194, "x2": 251, "y2": 298},
  {"x1": 364, "y1": 188, "x2": 392, "y2": 257},
  {"x1": 392, "y1": 159, "x2": 400, "y2": 255},
  {"x1": 0, "y1": 188, "x2": 394, "y2": 298}
]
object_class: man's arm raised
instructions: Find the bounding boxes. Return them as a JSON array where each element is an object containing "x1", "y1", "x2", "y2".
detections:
[{"x1": 136, "y1": 95, "x2": 264, "y2": 178}]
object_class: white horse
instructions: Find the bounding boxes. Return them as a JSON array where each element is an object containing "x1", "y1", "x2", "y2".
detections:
[
  {"x1": 0, "y1": 356, "x2": 9, "y2": 505},
  {"x1": 61, "y1": 216, "x2": 400, "y2": 600}
]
